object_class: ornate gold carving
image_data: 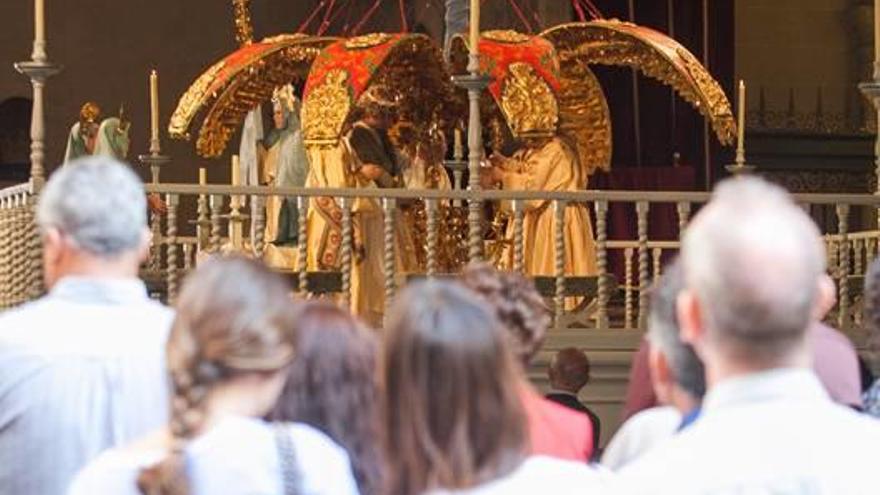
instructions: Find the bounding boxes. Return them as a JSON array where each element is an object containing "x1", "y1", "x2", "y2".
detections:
[
  {"x1": 501, "y1": 62, "x2": 559, "y2": 138},
  {"x1": 168, "y1": 59, "x2": 225, "y2": 140},
  {"x1": 482, "y1": 30, "x2": 531, "y2": 44},
  {"x1": 345, "y1": 33, "x2": 393, "y2": 50},
  {"x1": 232, "y1": 0, "x2": 254, "y2": 46},
  {"x1": 302, "y1": 69, "x2": 352, "y2": 145},
  {"x1": 557, "y1": 62, "x2": 612, "y2": 174},
  {"x1": 542, "y1": 20, "x2": 736, "y2": 146}
]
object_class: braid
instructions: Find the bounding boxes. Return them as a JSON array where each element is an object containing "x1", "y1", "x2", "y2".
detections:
[{"x1": 137, "y1": 356, "x2": 226, "y2": 494}]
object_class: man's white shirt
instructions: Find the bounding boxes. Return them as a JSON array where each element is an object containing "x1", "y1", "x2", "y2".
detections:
[
  {"x1": 0, "y1": 277, "x2": 173, "y2": 495},
  {"x1": 613, "y1": 368, "x2": 880, "y2": 494}
]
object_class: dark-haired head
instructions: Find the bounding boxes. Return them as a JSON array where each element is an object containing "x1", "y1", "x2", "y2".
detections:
[
  {"x1": 272, "y1": 302, "x2": 385, "y2": 495},
  {"x1": 138, "y1": 256, "x2": 296, "y2": 495},
  {"x1": 383, "y1": 281, "x2": 527, "y2": 495},
  {"x1": 460, "y1": 262, "x2": 550, "y2": 365}
]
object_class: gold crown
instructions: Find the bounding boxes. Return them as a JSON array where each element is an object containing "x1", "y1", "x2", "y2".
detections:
[
  {"x1": 272, "y1": 84, "x2": 297, "y2": 113},
  {"x1": 79, "y1": 102, "x2": 101, "y2": 125}
]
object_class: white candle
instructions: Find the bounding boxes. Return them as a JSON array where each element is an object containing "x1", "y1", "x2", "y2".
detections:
[
  {"x1": 875, "y1": 0, "x2": 879, "y2": 64},
  {"x1": 35, "y1": 0, "x2": 45, "y2": 44},
  {"x1": 469, "y1": 0, "x2": 480, "y2": 56},
  {"x1": 150, "y1": 70, "x2": 160, "y2": 147},
  {"x1": 199, "y1": 167, "x2": 207, "y2": 186},
  {"x1": 454, "y1": 128, "x2": 463, "y2": 158},
  {"x1": 231, "y1": 155, "x2": 241, "y2": 186},
  {"x1": 737, "y1": 80, "x2": 746, "y2": 155}
]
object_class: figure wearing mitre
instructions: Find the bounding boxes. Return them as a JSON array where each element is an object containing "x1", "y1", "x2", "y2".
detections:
[
  {"x1": 482, "y1": 131, "x2": 597, "y2": 280},
  {"x1": 304, "y1": 85, "x2": 412, "y2": 326},
  {"x1": 64, "y1": 102, "x2": 102, "y2": 163},
  {"x1": 260, "y1": 85, "x2": 310, "y2": 269}
]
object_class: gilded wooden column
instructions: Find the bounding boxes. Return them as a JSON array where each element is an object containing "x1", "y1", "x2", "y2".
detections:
[
  {"x1": 165, "y1": 194, "x2": 180, "y2": 304},
  {"x1": 836, "y1": 204, "x2": 851, "y2": 329},
  {"x1": 513, "y1": 199, "x2": 525, "y2": 274},
  {"x1": 251, "y1": 195, "x2": 265, "y2": 257},
  {"x1": 340, "y1": 198, "x2": 353, "y2": 310},
  {"x1": 636, "y1": 201, "x2": 650, "y2": 330},
  {"x1": 297, "y1": 196, "x2": 309, "y2": 294},
  {"x1": 676, "y1": 201, "x2": 691, "y2": 238},
  {"x1": 196, "y1": 189, "x2": 210, "y2": 253},
  {"x1": 553, "y1": 200, "x2": 567, "y2": 326},
  {"x1": 210, "y1": 195, "x2": 224, "y2": 252},
  {"x1": 425, "y1": 198, "x2": 439, "y2": 277},
  {"x1": 382, "y1": 198, "x2": 397, "y2": 321},
  {"x1": 624, "y1": 247, "x2": 634, "y2": 329},
  {"x1": 595, "y1": 200, "x2": 609, "y2": 329}
]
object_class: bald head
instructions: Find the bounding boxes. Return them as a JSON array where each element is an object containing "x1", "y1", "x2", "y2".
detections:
[
  {"x1": 681, "y1": 177, "x2": 828, "y2": 368},
  {"x1": 548, "y1": 347, "x2": 591, "y2": 393}
]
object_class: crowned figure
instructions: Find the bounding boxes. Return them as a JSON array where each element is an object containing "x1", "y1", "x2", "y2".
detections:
[
  {"x1": 63, "y1": 102, "x2": 102, "y2": 163},
  {"x1": 260, "y1": 85, "x2": 310, "y2": 268},
  {"x1": 483, "y1": 131, "x2": 597, "y2": 283}
]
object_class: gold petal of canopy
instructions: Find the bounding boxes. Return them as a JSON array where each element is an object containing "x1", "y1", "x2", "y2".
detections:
[
  {"x1": 541, "y1": 20, "x2": 736, "y2": 146},
  {"x1": 168, "y1": 34, "x2": 337, "y2": 158}
]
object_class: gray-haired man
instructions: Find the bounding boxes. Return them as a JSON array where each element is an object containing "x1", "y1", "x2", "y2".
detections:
[
  {"x1": 0, "y1": 157, "x2": 172, "y2": 495},
  {"x1": 615, "y1": 176, "x2": 880, "y2": 494}
]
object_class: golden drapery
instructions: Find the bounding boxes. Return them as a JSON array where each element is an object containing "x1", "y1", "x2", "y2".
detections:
[
  {"x1": 305, "y1": 141, "x2": 415, "y2": 327},
  {"x1": 497, "y1": 137, "x2": 597, "y2": 278}
]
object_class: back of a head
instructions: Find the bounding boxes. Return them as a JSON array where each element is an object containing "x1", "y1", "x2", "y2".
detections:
[
  {"x1": 38, "y1": 156, "x2": 146, "y2": 257},
  {"x1": 460, "y1": 262, "x2": 550, "y2": 365},
  {"x1": 384, "y1": 281, "x2": 526, "y2": 495},
  {"x1": 138, "y1": 256, "x2": 296, "y2": 495},
  {"x1": 681, "y1": 177, "x2": 825, "y2": 366},
  {"x1": 549, "y1": 347, "x2": 591, "y2": 393},
  {"x1": 648, "y1": 260, "x2": 706, "y2": 400},
  {"x1": 865, "y1": 259, "x2": 880, "y2": 350},
  {"x1": 272, "y1": 301, "x2": 384, "y2": 495}
]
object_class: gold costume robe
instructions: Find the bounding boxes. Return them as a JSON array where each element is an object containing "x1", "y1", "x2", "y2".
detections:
[
  {"x1": 305, "y1": 140, "x2": 414, "y2": 327},
  {"x1": 497, "y1": 137, "x2": 597, "y2": 278}
]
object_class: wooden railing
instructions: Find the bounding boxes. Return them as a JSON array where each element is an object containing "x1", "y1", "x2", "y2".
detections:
[
  {"x1": 3, "y1": 178, "x2": 877, "y2": 330},
  {"x1": 0, "y1": 181, "x2": 41, "y2": 308},
  {"x1": 130, "y1": 183, "x2": 880, "y2": 331}
]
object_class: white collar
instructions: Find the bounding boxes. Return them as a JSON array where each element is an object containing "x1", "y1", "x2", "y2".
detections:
[
  {"x1": 49, "y1": 276, "x2": 148, "y2": 305},
  {"x1": 703, "y1": 368, "x2": 829, "y2": 413}
]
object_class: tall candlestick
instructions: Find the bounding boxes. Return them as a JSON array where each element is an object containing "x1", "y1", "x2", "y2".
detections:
[
  {"x1": 150, "y1": 70, "x2": 160, "y2": 151},
  {"x1": 199, "y1": 167, "x2": 207, "y2": 186},
  {"x1": 35, "y1": 0, "x2": 45, "y2": 44},
  {"x1": 736, "y1": 79, "x2": 746, "y2": 156},
  {"x1": 469, "y1": 0, "x2": 480, "y2": 56},
  {"x1": 875, "y1": 0, "x2": 880, "y2": 77},
  {"x1": 231, "y1": 154, "x2": 241, "y2": 186}
]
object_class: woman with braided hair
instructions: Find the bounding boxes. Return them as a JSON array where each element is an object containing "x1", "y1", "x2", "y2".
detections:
[{"x1": 69, "y1": 256, "x2": 359, "y2": 495}]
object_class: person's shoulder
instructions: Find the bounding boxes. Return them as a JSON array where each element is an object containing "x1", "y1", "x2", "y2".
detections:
[
  {"x1": 538, "y1": 395, "x2": 592, "y2": 429},
  {"x1": 282, "y1": 422, "x2": 350, "y2": 460},
  {"x1": 68, "y1": 446, "x2": 162, "y2": 495},
  {"x1": 278, "y1": 423, "x2": 360, "y2": 494},
  {"x1": 488, "y1": 456, "x2": 609, "y2": 494}
]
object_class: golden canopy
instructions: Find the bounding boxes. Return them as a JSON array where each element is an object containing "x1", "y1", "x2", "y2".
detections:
[{"x1": 168, "y1": 34, "x2": 336, "y2": 158}]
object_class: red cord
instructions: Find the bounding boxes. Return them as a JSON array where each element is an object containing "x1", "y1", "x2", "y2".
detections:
[
  {"x1": 297, "y1": 0, "x2": 326, "y2": 33},
  {"x1": 398, "y1": 0, "x2": 408, "y2": 32},
  {"x1": 506, "y1": 0, "x2": 534, "y2": 33},
  {"x1": 572, "y1": 0, "x2": 587, "y2": 21},
  {"x1": 317, "y1": 0, "x2": 337, "y2": 35},
  {"x1": 352, "y1": 0, "x2": 383, "y2": 35}
]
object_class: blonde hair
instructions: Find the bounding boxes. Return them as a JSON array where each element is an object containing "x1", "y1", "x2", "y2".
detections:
[{"x1": 137, "y1": 256, "x2": 296, "y2": 495}]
